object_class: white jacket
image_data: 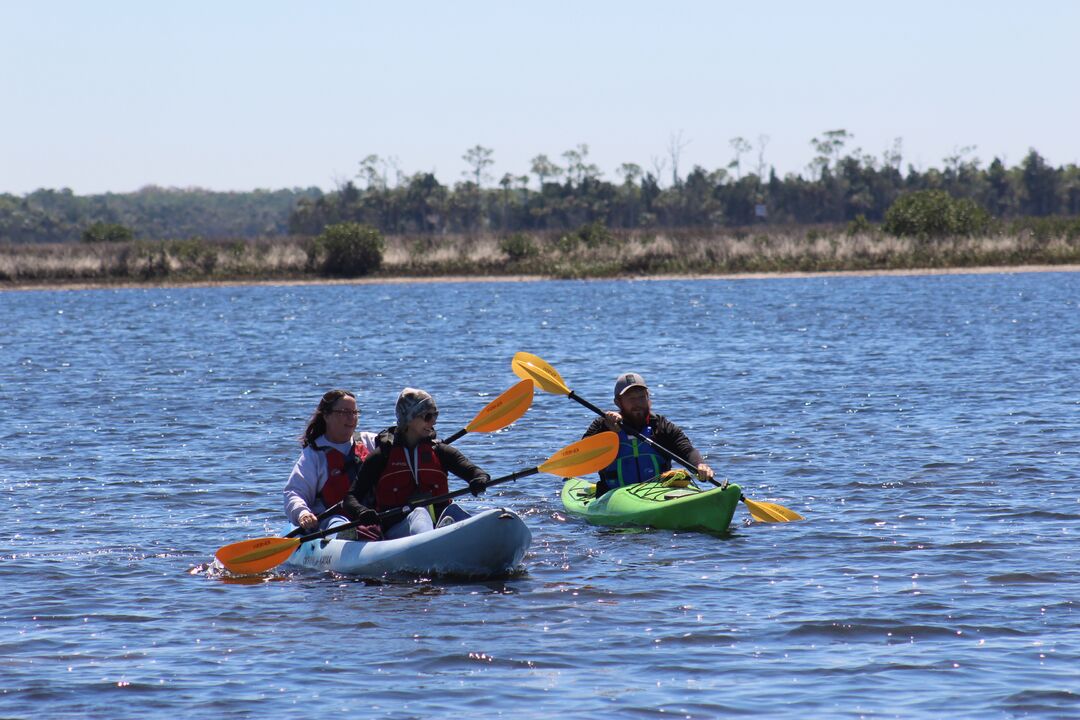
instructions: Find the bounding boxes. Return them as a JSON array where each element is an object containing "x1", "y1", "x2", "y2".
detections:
[{"x1": 282, "y1": 432, "x2": 377, "y2": 526}]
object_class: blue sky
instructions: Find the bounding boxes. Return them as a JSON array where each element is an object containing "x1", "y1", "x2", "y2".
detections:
[{"x1": 3, "y1": 0, "x2": 1077, "y2": 195}]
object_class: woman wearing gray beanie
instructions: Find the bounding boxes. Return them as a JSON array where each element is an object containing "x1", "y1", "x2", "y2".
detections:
[{"x1": 343, "y1": 387, "x2": 491, "y2": 538}]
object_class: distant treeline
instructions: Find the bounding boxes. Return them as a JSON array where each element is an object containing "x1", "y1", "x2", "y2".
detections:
[
  {"x1": 3, "y1": 132, "x2": 1079, "y2": 243},
  {"x1": 291, "y1": 142, "x2": 1080, "y2": 235},
  {"x1": 0, "y1": 186, "x2": 321, "y2": 244}
]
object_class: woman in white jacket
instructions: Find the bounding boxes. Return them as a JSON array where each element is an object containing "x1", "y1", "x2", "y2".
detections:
[{"x1": 283, "y1": 389, "x2": 377, "y2": 533}]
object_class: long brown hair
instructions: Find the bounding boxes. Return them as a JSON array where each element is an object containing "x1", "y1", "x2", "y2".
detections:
[{"x1": 301, "y1": 389, "x2": 356, "y2": 447}]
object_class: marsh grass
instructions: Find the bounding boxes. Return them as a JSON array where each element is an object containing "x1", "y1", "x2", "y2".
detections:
[{"x1": 3, "y1": 227, "x2": 1079, "y2": 287}]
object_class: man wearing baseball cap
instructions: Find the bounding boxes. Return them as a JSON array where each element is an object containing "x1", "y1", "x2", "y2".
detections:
[{"x1": 582, "y1": 372, "x2": 716, "y2": 496}]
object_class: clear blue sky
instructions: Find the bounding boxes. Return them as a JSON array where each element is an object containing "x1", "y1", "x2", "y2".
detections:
[{"x1": 3, "y1": 0, "x2": 1077, "y2": 195}]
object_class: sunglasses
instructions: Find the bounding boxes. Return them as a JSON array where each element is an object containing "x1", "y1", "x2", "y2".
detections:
[{"x1": 422, "y1": 411, "x2": 439, "y2": 422}]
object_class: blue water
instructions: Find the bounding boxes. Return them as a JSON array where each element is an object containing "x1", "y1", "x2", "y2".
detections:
[{"x1": 1, "y1": 273, "x2": 1077, "y2": 719}]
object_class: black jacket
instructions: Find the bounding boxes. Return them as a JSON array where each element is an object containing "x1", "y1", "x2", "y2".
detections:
[{"x1": 343, "y1": 426, "x2": 489, "y2": 523}]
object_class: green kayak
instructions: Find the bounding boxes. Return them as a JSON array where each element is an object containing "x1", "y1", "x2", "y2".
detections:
[{"x1": 561, "y1": 476, "x2": 741, "y2": 534}]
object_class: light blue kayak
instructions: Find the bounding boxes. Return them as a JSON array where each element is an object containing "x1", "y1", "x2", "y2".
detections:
[{"x1": 282, "y1": 507, "x2": 531, "y2": 578}]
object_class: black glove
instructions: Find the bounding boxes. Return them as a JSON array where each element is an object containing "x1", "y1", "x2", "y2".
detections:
[
  {"x1": 468, "y1": 473, "x2": 490, "y2": 497},
  {"x1": 343, "y1": 495, "x2": 379, "y2": 525}
]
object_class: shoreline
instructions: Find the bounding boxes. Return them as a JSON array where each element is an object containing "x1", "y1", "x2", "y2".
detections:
[{"x1": 2, "y1": 263, "x2": 1079, "y2": 292}]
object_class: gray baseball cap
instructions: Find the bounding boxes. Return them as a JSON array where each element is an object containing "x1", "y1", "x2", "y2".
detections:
[{"x1": 614, "y1": 372, "x2": 648, "y2": 397}]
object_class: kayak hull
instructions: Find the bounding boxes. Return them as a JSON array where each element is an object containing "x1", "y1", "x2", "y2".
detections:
[
  {"x1": 283, "y1": 507, "x2": 532, "y2": 578},
  {"x1": 561, "y1": 478, "x2": 740, "y2": 534}
]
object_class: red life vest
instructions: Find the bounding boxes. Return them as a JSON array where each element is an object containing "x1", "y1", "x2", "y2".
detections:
[
  {"x1": 374, "y1": 441, "x2": 449, "y2": 511},
  {"x1": 317, "y1": 441, "x2": 370, "y2": 507}
]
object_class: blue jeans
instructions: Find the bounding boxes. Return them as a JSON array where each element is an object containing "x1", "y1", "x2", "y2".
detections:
[{"x1": 385, "y1": 507, "x2": 434, "y2": 539}]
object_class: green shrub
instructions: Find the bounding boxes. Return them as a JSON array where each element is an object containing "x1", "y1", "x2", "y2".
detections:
[
  {"x1": 883, "y1": 190, "x2": 990, "y2": 240},
  {"x1": 82, "y1": 222, "x2": 134, "y2": 243},
  {"x1": 170, "y1": 237, "x2": 218, "y2": 274},
  {"x1": 577, "y1": 221, "x2": 614, "y2": 248},
  {"x1": 500, "y1": 232, "x2": 538, "y2": 261},
  {"x1": 314, "y1": 222, "x2": 384, "y2": 277},
  {"x1": 555, "y1": 232, "x2": 579, "y2": 254},
  {"x1": 846, "y1": 214, "x2": 873, "y2": 236}
]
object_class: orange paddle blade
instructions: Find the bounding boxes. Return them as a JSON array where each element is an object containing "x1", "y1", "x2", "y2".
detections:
[
  {"x1": 465, "y1": 379, "x2": 534, "y2": 433},
  {"x1": 215, "y1": 536, "x2": 301, "y2": 575},
  {"x1": 538, "y1": 431, "x2": 618, "y2": 477}
]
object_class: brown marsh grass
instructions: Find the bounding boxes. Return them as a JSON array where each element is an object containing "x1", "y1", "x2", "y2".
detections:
[{"x1": 3, "y1": 227, "x2": 1079, "y2": 288}]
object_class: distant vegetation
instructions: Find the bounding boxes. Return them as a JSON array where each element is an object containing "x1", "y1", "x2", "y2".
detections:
[
  {"x1": 882, "y1": 190, "x2": 991, "y2": 240},
  {"x1": 3, "y1": 219, "x2": 1079, "y2": 286},
  {"x1": 290, "y1": 139, "x2": 1080, "y2": 237},
  {"x1": 3, "y1": 133, "x2": 1080, "y2": 245},
  {"x1": 310, "y1": 222, "x2": 384, "y2": 277},
  {"x1": 2, "y1": 131, "x2": 1080, "y2": 285},
  {"x1": 0, "y1": 186, "x2": 321, "y2": 244}
]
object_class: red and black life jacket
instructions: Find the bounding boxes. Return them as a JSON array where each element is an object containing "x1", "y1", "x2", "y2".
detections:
[
  {"x1": 314, "y1": 440, "x2": 370, "y2": 507},
  {"x1": 373, "y1": 441, "x2": 449, "y2": 512}
]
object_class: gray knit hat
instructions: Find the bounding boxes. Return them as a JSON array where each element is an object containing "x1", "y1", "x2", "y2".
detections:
[{"x1": 395, "y1": 387, "x2": 438, "y2": 427}]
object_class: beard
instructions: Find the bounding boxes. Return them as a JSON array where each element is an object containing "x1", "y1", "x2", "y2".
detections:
[{"x1": 622, "y1": 407, "x2": 649, "y2": 428}]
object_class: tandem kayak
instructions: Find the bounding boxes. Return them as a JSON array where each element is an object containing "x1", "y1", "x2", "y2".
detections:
[
  {"x1": 561, "y1": 477, "x2": 741, "y2": 534},
  {"x1": 282, "y1": 507, "x2": 532, "y2": 578}
]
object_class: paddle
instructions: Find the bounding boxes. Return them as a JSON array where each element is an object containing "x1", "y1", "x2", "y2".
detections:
[
  {"x1": 441, "y1": 379, "x2": 534, "y2": 444},
  {"x1": 511, "y1": 351, "x2": 803, "y2": 523},
  {"x1": 215, "y1": 431, "x2": 620, "y2": 575}
]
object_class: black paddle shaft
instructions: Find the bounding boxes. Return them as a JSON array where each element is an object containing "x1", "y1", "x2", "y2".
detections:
[{"x1": 442, "y1": 428, "x2": 467, "y2": 444}]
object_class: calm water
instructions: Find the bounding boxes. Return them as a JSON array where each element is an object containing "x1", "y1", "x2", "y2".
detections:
[{"x1": 1, "y1": 273, "x2": 1077, "y2": 719}]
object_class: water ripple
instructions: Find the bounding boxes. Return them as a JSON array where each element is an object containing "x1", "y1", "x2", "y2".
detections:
[{"x1": 2, "y1": 275, "x2": 1079, "y2": 718}]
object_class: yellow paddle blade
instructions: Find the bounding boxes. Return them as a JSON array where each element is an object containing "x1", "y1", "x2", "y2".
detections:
[
  {"x1": 465, "y1": 379, "x2": 534, "y2": 433},
  {"x1": 512, "y1": 351, "x2": 571, "y2": 396},
  {"x1": 215, "y1": 536, "x2": 301, "y2": 575},
  {"x1": 759, "y1": 500, "x2": 804, "y2": 521},
  {"x1": 513, "y1": 351, "x2": 566, "y2": 385},
  {"x1": 742, "y1": 496, "x2": 804, "y2": 523},
  {"x1": 538, "y1": 431, "x2": 618, "y2": 477}
]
